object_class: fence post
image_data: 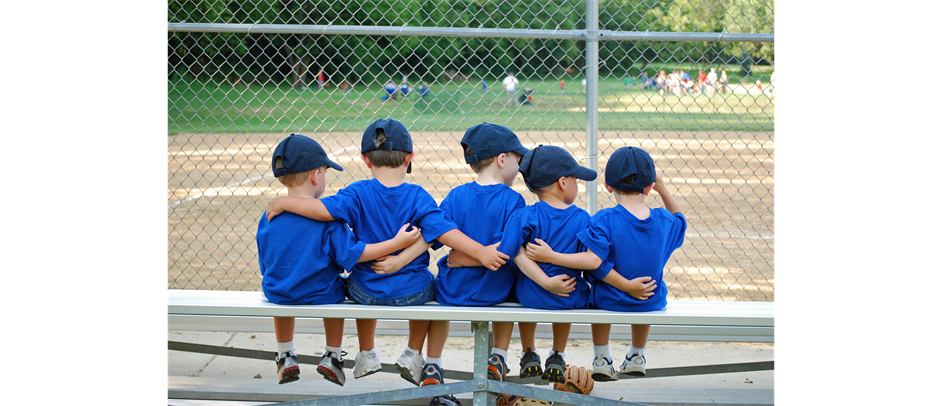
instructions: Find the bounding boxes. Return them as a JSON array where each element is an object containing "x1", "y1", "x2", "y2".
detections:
[{"x1": 585, "y1": 0, "x2": 600, "y2": 215}]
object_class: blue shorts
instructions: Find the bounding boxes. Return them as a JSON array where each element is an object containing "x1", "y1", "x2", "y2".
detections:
[{"x1": 345, "y1": 276, "x2": 435, "y2": 306}]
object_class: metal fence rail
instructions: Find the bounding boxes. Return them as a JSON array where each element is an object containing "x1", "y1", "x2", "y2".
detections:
[{"x1": 168, "y1": 0, "x2": 774, "y2": 301}]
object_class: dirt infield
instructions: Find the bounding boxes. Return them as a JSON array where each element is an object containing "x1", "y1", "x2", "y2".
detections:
[{"x1": 168, "y1": 130, "x2": 773, "y2": 301}]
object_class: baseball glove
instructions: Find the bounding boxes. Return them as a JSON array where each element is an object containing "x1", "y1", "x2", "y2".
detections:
[
  {"x1": 497, "y1": 394, "x2": 554, "y2": 406},
  {"x1": 553, "y1": 364, "x2": 594, "y2": 395}
]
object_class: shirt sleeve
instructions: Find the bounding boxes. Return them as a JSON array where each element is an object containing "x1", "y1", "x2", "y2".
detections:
[
  {"x1": 320, "y1": 186, "x2": 360, "y2": 227},
  {"x1": 577, "y1": 217, "x2": 612, "y2": 278},
  {"x1": 496, "y1": 209, "x2": 531, "y2": 260},
  {"x1": 668, "y1": 212, "x2": 687, "y2": 251},
  {"x1": 324, "y1": 221, "x2": 367, "y2": 272},
  {"x1": 411, "y1": 187, "x2": 457, "y2": 246}
]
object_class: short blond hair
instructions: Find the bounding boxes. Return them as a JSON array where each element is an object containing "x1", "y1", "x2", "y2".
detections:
[{"x1": 275, "y1": 162, "x2": 327, "y2": 187}]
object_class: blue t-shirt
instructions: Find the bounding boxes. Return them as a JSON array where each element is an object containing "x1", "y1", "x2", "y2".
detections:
[
  {"x1": 497, "y1": 201, "x2": 592, "y2": 310},
  {"x1": 321, "y1": 179, "x2": 457, "y2": 300},
  {"x1": 578, "y1": 205, "x2": 686, "y2": 312},
  {"x1": 435, "y1": 182, "x2": 526, "y2": 306},
  {"x1": 256, "y1": 212, "x2": 365, "y2": 305}
]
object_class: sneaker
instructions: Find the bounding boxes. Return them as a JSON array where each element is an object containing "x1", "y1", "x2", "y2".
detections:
[
  {"x1": 487, "y1": 354, "x2": 509, "y2": 381},
  {"x1": 316, "y1": 351, "x2": 346, "y2": 386},
  {"x1": 519, "y1": 348, "x2": 543, "y2": 379},
  {"x1": 420, "y1": 363, "x2": 444, "y2": 386},
  {"x1": 275, "y1": 351, "x2": 300, "y2": 384},
  {"x1": 590, "y1": 354, "x2": 618, "y2": 382},
  {"x1": 353, "y1": 350, "x2": 382, "y2": 379},
  {"x1": 429, "y1": 394, "x2": 462, "y2": 406},
  {"x1": 541, "y1": 352, "x2": 566, "y2": 383},
  {"x1": 395, "y1": 348, "x2": 425, "y2": 386},
  {"x1": 618, "y1": 353, "x2": 646, "y2": 377}
]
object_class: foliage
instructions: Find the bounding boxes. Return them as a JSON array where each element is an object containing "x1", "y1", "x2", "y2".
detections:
[{"x1": 168, "y1": 0, "x2": 774, "y2": 84}]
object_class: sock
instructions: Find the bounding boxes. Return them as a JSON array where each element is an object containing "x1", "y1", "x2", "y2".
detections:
[
  {"x1": 491, "y1": 348, "x2": 508, "y2": 360},
  {"x1": 361, "y1": 348, "x2": 377, "y2": 357},
  {"x1": 425, "y1": 356, "x2": 443, "y2": 368},
  {"x1": 549, "y1": 349, "x2": 566, "y2": 361},
  {"x1": 628, "y1": 344, "x2": 645, "y2": 357},
  {"x1": 522, "y1": 347, "x2": 538, "y2": 357},
  {"x1": 277, "y1": 340, "x2": 295, "y2": 356},
  {"x1": 405, "y1": 346, "x2": 421, "y2": 355},
  {"x1": 325, "y1": 345, "x2": 342, "y2": 360},
  {"x1": 594, "y1": 344, "x2": 611, "y2": 361}
]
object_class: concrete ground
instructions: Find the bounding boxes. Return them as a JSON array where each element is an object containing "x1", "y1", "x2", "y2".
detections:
[{"x1": 169, "y1": 330, "x2": 773, "y2": 405}]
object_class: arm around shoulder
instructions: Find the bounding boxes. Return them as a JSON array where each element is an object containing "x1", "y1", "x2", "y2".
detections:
[{"x1": 266, "y1": 196, "x2": 334, "y2": 222}]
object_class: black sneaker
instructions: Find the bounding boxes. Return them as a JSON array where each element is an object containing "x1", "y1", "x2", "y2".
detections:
[
  {"x1": 429, "y1": 394, "x2": 462, "y2": 406},
  {"x1": 519, "y1": 348, "x2": 543, "y2": 379},
  {"x1": 541, "y1": 352, "x2": 566, "y2": 383}
]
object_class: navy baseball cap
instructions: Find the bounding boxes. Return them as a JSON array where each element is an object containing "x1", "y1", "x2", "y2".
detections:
[
  {"x1": 460, "y1": 122, "x2": 529, "y2": 164},
  {"x1": 605, "y1": 146, "x2": 655, "y2": 193},
  {"x1": 271, "y1": 134, "x2": 343, "y2": 177},
  {"x1": 519, "y1": 145, "x2": 597, "y2": 190},
  {"x1": 361, "y1": 118, "x2": 414, "y2": 173}
]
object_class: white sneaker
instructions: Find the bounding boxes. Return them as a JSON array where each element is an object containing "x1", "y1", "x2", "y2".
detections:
[
  {"x1": 618, "y1": 353, "x2": 646, "y2": 377},
  {"x1": 353, "y1": 350, "x2": 382, "y2": 379},
  {"x1": 394, "y1": 348, "x2": 425, "y2": 386},
  {"x1": 591, "y1": 354, "x2": 618, "y2": 382}
]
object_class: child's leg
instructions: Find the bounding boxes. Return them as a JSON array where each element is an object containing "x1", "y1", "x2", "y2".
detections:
[
  {"x1": 590, "y1": 323, "x2": 618, "y2": 381},
  {"x1": 591, "y1": 323, "x2": 612, "y2": 360},
  {"x1": 550, "y1": 322, "x2": 571, "y2": 354},
  {"x1": 425, "y1": 320, "x2": 449, "y2": 359},
  {"x1": 618, "y1": 324, "x2": 651, "y2": 376},
  {"x1": 419, "y1": 320, "x2": 450, "y2": 386},
  {"x1": 273, "y1": 317, "x2": 300, "y2": 384},
  {"x1": 355, "y1": 319, "x2": 376, "y2": 351},
  {"x1": 317, "y1": 318, "x2": 347, "y2": 386},
  {"x1": 492, "y1": 322, "x2": 513, "y2": 352},
  {"x1": 518, "y1": 322, "x2": 537, "y2": 354},
  {"x1": 322, "y1": 318, "x2": 344, "y2": 349},
  {"x1": 630, "y1": 324, "x2": 650, "y2": 349},
  {"x1": 488, "y1": 322, "x2": 514, "y2": 381},
  {"x1": 407, "y1": 320, "x2": 431, "y2": 354},
  {"x1": 353, "y1": 319, "x2": 382, "y2": 379},
  {"x1": 274, "y1": 317, "x2": 296, "y2": 347}
]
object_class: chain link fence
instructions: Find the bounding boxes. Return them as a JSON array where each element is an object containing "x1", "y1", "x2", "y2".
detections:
[{"x1": 168, "y1": 0, "x2": 774, "y2": 301}]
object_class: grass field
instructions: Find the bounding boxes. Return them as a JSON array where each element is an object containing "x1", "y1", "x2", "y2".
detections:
[{"x1": 168, "y1": 76, "x2": 774, "y2": 134}]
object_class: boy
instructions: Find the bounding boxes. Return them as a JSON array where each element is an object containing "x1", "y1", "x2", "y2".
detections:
[
  {"x1": 523, "y1": 146, "x2": 685, "y2": 381},
  {"x1": 494, "y1": 144, "x2": 599, "y2": 384},
  {"x1": 393, "y1": 123, "x2": 576, "y2": 381},
  {"x1": 256, "y1": 134, "x2": 422, "y2": 386},
  {"x1": 265, "y1": 119, "x2": 509, "y2": 385}
]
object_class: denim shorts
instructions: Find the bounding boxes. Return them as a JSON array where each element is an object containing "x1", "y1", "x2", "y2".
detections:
[{"x1": 345, "y1": 276, "x2": 435, "y2": 306}]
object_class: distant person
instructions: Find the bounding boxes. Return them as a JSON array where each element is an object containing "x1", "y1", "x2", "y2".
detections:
[
  {"x1": 756, "y1": 79, "x2": 763, "y2": 93},
  {"x1": 560, "y1": 79, "x2": 566, "y2": 90},
  {"x1": 657, "y1": 70, "x2": 667, "y2": 95},
  {"x1": 317, "y1": 69, "x2": 326, "y2": 90},
  {"x1": 640, "y1": 72, "x2": 649, "y2": 90},
  {"x1": 418, "y1": 82, "x2": 430, "y2": 98},
  {"x1": 697, "y1": 70, "x2": 707, "y2": 94},
  {"x1": 339, "y1": 80, "x2": 350, "y2": 94},
  {"x1": 501, "y1": 72, "x2": 519, "y2": 106},
  {"x1": 384, "y1": 80, "x2": 398, "y2": 100},
  {"x1": 706, "y1": 69, "x2": 718, "y2": 95},
  {"x1": 582, "y1": 77, "x2": 587, "y2": 91},
  {"x1": 720, "y1": 70, "x2": 729, "y2": 94}
]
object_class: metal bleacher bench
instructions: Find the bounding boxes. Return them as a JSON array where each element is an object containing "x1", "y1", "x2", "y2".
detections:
[{"x1": 168, "y1": 289, "x2": 774, "y2": 406}]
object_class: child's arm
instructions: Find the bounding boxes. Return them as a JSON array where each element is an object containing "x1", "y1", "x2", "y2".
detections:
[
  {"x1": 653, "y1": 174, "x2": 682, "y2": 215},
  {"x1": 514, "y1": 251, "x2": 576, "y2": 297},
  {"x1": 600, "y1": 269, "x2": 657, "y2": 301},
  {"x1": 524, "y1": 238, "x2": 603, "y2": 270},
  {"x1": 436, "y1": 229, "x2": 509, "y2": 271},
  {"x1": 357, "y1": 223, "x2": 422, "y2": 263},
  {"x1": 444, "y1": 245, "x2": 496, "y2": 268},
  {"x1": 266, "y1": 196, "x2": 333, "y2": 222},
  {"x1": 371, "y1": 238, "x2": 433, "y2": 275}
]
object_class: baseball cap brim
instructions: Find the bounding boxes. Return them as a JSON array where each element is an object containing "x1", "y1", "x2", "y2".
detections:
[
  {"x1": 572, "y1": 166, "x2": 598, "y2": 182},
  {"x1": 513, "y1": 145, "x2": 530, "y2": 158},
  {"x1": 326, "y1": 160, "x2": 344, "y2": 172}
]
